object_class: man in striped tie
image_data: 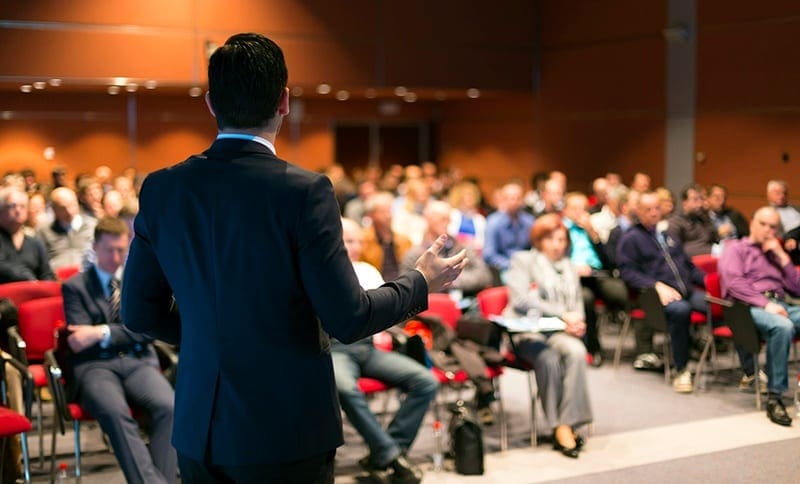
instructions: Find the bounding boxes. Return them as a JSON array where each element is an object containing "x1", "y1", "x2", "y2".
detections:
[{"x1": 62, "y1": 217, "x2": 176, "y2": 484}]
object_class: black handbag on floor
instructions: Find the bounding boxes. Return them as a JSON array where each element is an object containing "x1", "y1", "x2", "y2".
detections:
[{"x1": 448, "y1": 400, "x2": 484, "y2": 475}]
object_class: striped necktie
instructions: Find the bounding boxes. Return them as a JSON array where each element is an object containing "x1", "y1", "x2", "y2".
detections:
[{"x1": 108, "y1": 278, "x2": 121, "y2": 324}]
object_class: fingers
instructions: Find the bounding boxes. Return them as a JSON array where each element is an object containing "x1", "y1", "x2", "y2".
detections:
[
  {"x1": 426, "y1": 235, "x2": 449, "y2": 257},
  {"x1": 441, "y1": 249, "x2": 467, "y2": 267}
]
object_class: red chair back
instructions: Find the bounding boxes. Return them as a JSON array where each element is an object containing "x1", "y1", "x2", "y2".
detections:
[
  {"x1": 17, "y1": 296, "x2": 65, "y2": 361},
  {"x1": 692, "y1": 254, "x2": 718, "y2": 275},
  {"x1": 704, "y1": 272, "x2": 725, "y2": 322},
  {"x1": 0, "y1": 281, "x2": 62, "y2": 307},
  {"x1": 55, "y1": 265, "x2": 81, "y2": 281},
  {"x1": 420, "y1": 293, "x2": 461, "y2": 329},
  {"x1": 476, "y1": 286, "x2": 509, "y2": 318}
]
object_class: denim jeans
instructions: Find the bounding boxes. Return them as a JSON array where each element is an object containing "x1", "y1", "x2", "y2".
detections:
[
  {"x1": 742, "y1": 301, "x2": 800, "y2": 394},
  {"x1": 331, "y1": 341, "x2": 438, "y2": 467},
  {"x1": 663, "y1": 289, "x2": 707, "y2": 371}
]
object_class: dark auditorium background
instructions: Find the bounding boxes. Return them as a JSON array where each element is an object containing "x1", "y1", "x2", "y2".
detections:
[{"x1": 1, "y1": 0, "x2": 799, "y2": 216}]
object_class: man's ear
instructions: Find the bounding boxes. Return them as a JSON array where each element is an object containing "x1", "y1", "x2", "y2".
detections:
[
  {"x1": 278, "y1": 87, "x2": 290, "y2": 117},
  {"x1": 205, "y1": 91, "x2": 216, "y2": 118}
]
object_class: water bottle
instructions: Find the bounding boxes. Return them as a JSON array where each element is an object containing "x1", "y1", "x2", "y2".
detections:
[
  {"x1": 432, "y1": 420, "x2": 444, "y2": 472},
  {"x1": 55, "y1": 462, "x2": 69, "y2": 483}
]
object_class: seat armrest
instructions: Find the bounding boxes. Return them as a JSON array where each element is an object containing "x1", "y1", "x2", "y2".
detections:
[
  {"x1": 705, "y1": 295, "x2": 733, "y2": 307},
  {"x1": 6, "y1": 326, "x2": 29, "y2": 365},
  {"x1": 0, "y1": 353, "x2": 34, "y2": 419}
]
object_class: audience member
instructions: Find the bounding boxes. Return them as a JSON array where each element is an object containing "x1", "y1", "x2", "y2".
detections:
[
  {"x1": 361, "y1": 192, "x2": 412, "y2": 281},
  {"x1": 766, "y1": 180, "x2": 800, "y2": 235},
  {"x1": 0, "y1": 187, "x2": 54, "y2": 284},
  {"x1": 52, "y1": 166, "x2": 69, "y2": 190},
  {"x1": 532, "y1": 178, "x2": 564, "y2": 217},
  {"x1": 605, "y1": 172, "x2": 623, "y2": 189},
  {"x1": 561, "y1": 192, "x2": 629, "y2": 365},
  {"x1": 719, "y1": 207, "x2": 800, "y2": 426},
  {"x1": 503, "y1": 214, "x2": 593, "y2": 458},
  {"x1": 24, "y1": 192, "x2": 48, "y2": 236},
  {"x1": 590, "y1": 184, "x2": 625, "y2": 244},
  {"x1": 77, "y1": 176, "x2": 104, "y2": 221},
  {"x1": 666, "y1": 184, "x2": 718, "y2": 257},
  {"x1": 655, "y1": 187, "x2": 675, "y2": 219},
  {"x1": 706, "y1": 184, "x2": 748, "y2": 240},
  {"x1": 94, "y1": 165, "x2": 113, "y2": 193},
  {"x1": 524, "y1": 171, "x2": 550, "y2": 215},
  {"x1": 102, "y1": 190, "x2": 124, "y2": 218},
  {"x1": 588, "y1": 177, "x2": 609, "y2": 214},
  {"x1": 447, "y1": 180, "x2": 487, "y2": 253},
  {"x1": 334, "y1": 218, "x2": 435, "y2": 483},
  {"x1": 402, "y1": 201, "x2": 493, "y2": 297},
  {"x1": 604, "y1": 188, "x2": 638, "y2": 267},
  {"x1": 630, "y1": 172, "x2": 651, "y2": 193},
  {"x1": 617, "y1": 192, "x2": 706, "y2": 392},
  {"x1": 392, "y1": 178, "x2": 430, "y2": 246},
  {"x1": 483, "y1": 181, "x2": 535, "y2": 279},
  {"x1": 62, "y1": 217, "x2": 176, "y2": 483},
  {"x1": 344, "y1": 180, "x2": 377, "y2": 225},
  {"x1": 20, "y1": 169, "x2": 41, "y2": 196},
  {"x1": 37, "y1": 187, "x2": 96, "y2": 270}
]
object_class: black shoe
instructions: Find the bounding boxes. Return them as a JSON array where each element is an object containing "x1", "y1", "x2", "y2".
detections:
[
  {"x1": 388, "y1": 455, "x2": 422, "y2": 484},
  {"x1": 552, "y1": 432, "x2": 580, "y2": 458},
  {"x1": 590, "y1": 352, "x2": 604, "y2": 367},
  {"x1": 767, "y1": 399, "x2": 793, "y2": 427},
  {"x1": 574, "y1": 434, "x2": 585, "y2": 450}
]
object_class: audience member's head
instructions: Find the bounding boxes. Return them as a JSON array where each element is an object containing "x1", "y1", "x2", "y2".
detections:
[
  {"x1": 530, "y1": 171, "x2": 549, "y2": 193},
  {"x1": 94, "y1": 165, "x2": 112, "y2": 186},
  {"x1": 356, "y1": 180, "x2": 377, "y2": 201},
  {"x1": 102, "y1": 190, "x2": 124, "y2": 218},
  {"x1": 207, "y1": 32, "x2": 289, "y2": 131},
  {"x1": 618, "y1": 187, "x2": 639, "y2": 219},
  {"x1": 341, "y1": 217, "x2": 364, "y2": 263},
  {"x1": 748, "y1": 206, "x2": 780, "y2": 246},
  {"x1": 93, "y1": 217, "x2": 130, "y2": 274},
  {"x1": 605, "y1": 172, "x2": 622, "y2": 188},
  {"x1": 636, "y1": 191, "x2": 662, "y2": 229},
  {"x1": 26, "y1": 192, "x2": 46, "y2": 229},
  {"x1": 448, "y1": 181, "x2": 482, "y2": 212},
  {"x1": 499, "y1": 181, "x2": 525, "y2": 215},
  {"x1": 549, "y1": 170, "x2": 567, "y2": 191},
  {"x1": 655, "y1": 187, "x2": 675, "y2": 217},
  {"x1": 680, "y1": 184, "x2": 705, "y2": 216},
  {"x1": 631, "y1": 172, "x2": 651, "y2": 193},
  {"x1": 541, "y1": 178, "x2": 564, "y2": 212},
  {"x1": 530, "y1": 213, "x2": 569, "y2": 261},
  {"x1": 365, "y1": 192, "x2": 395, "y2": 231},
  {"x1": 0, "y1": 187, "x2": 28, "y2": 233},
  {"x1": 591, "y1": 177, "x2": 609, "y2": 206},
  {"x1": 706, "y1": 184, "x2": 729, "y2": 214},
  {"x1": 52, "y1": 166, "x2": 68, "y2": 189},
  {"x1": 77, "y1": 176, "x2": 103, "y2": 208},
  {"x1": 606, "y1": 185, "x2": 629, "y2": 217},
  {"x1": 50, "y1": 187, "x2": 80, "y2": 225},
  {"x1": 562, "y1": 192, "x2": 589, "y2": 222},
  {"x1": 766, "y1": 180, "x2": 788, "y2": 207},
  {"x1": 423, "y1": 200, "x2": 452, "y2": 239}
]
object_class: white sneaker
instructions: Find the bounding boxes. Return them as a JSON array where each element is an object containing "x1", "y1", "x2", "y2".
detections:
[
  {"x1": 739, "y1": 370, "x2": 768, "y2": 394},
  {"x1": 673, "y1": 369, "x2": 693, "y2": 393}
]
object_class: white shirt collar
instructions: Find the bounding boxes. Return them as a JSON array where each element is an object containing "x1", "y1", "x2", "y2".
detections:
[{"x1": 216, "y1": 133, "x2": 276, "y2": 155}]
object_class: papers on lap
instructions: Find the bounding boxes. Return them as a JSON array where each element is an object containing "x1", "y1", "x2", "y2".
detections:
[{"x1": 489, "y1": 315, "x2": 567, "y2": 333}]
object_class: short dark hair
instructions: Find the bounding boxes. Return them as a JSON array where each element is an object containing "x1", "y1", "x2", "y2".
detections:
[
  {"x1": 207, "y1": 33, "x2": 288, "y2": 130},
  {"x1": 680, "y1": 183, "x2": 703, "y2": 201},
  {"x1": 94, "y1": 217, "x2": 129, "y2": 242}
]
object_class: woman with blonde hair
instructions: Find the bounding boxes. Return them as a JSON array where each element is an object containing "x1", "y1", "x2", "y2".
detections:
[{"x1": 447, "y1": 180, "x2": 486, "y2": 253}]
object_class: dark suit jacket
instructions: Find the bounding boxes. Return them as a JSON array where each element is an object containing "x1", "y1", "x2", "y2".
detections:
[
  {"x1": 121, "y1": 139, "x2": 428, "y2": 466},
  {"x1": 61, "y1": 267, "x2": 156, "y2": 392}
]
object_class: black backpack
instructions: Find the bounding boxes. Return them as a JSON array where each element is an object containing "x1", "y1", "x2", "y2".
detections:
[{"x1": 448, "y1": 400, "x2": 484, "y2": 475}]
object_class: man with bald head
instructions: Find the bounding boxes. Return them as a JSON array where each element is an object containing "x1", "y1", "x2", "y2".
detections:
[
  {"x1": 720, "y1": 206, "x2": 800, "y2": 426},
  {"x1": 36, "y1": 187, "x2": 96, "y2": 270}
]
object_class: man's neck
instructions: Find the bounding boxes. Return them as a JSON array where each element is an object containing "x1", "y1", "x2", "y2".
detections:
[{"x1": 218, "y1": 127, "x2": 276, "y2": 145}]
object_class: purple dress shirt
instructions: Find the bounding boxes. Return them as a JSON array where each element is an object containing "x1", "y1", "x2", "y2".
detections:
[{"x1": 719, "y1": 237, "x2": 800, "y2": 307}]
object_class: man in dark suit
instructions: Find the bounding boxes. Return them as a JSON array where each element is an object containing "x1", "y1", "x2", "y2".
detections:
[
  {"x1": 121, "y1": 33, "x2": 465, "y2": 483},
  {"x1": 62, "y1": 217, "x2": 176, "y2": 483}
]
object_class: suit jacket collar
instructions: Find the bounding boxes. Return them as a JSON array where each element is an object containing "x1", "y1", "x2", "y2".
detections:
[
  {"x1": 84, "y1": 267, "x2": 111, "y2": 324},
  {"x1": 204, "y1": 138, "x2": 277, "y2": 159}
]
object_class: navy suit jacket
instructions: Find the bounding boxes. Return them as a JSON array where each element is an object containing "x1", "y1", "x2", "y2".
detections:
[{"x1": 121, "y1": 139, "x2": 428, "y2": 466}]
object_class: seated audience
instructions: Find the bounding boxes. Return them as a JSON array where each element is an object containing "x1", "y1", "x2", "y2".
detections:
[
  {"x1": 719, "y1": 207, "x2": 800, "y2": 426},
  {"x1": 344, "y1": 180, "x2": 377, "y2": 225},
  {"x1": 447, "y1": 180, "x2": 487, "y2": 254},
  {"x1": 590, "y1": 183, "x2": 623, "y2": 243},
  {"x1": 666, "y1": 184, "x2": 718, "y2": 257},
  {"x1": 706, "y1": 184, "x2": 748, "y2": 241},
  {"x1": 524, "y1": 171, "x2": 549, "y2": 215},
  {"x1": 561, "y1": 192, "x2": 629, "y2": 365},
  {"x1": 62, "y1": 217, "x2": 176, "y2": 483},
  {"x1": 335, "y1": 218, "x2": 436, "y2": 483},
  {"x1": 503, "y1": 214, "x2": 593, "y2": 458},
  {"x1": 361, "y1": 192, "x2": 412, "y2": 281},
  {"x1": 483, "y1": 181, "x2": 535, "y2": 279},
  {"x1": 766, "y1": 179, "x2": 800, "y2": 235},
  {"x1": 588, "y1": 177, "x2": 609, "y2": 214},
  {"x1": 402, "y1": 201, "x2": 493, "y2": 298},
  {"x1": 24, "y1": 192, "x2": 48, "y2": 236},
  {"x1": 0, "y1": 187, "x2": 54, "y2": 284},
  {"x1": 77, "y1": 176, "x2": 105, "y2": 221},
  {"x1": 37, "y1": 187, "x2": 96, "y2": 270},
  {"x1": 532, "y1": 178, "x2": 564, "y2": 217},
  {"x1": 102, "y1": 190, "x2": 124, "y2": 218},
  {"x1": 617, "y1": 192, "x2": 707, "y2": 392},
  {"x1": 655, "y1": 187, "x2": 675, "y2": 219},
  {"x1": 392, "y1": 178, "x2": 430, "y2": 246}
]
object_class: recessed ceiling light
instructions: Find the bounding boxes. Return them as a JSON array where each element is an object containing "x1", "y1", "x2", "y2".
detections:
[
  {"x1": 365, "y1": 88, "x2": 377, "y2": 99},
  {"x1": 188, "y1": 86, "x2": 203, "y2": 97},
  {"x1": 112, "y1": 77, "x2": 128, "y2": 86},
  {"x1": 20, "y1": 85, "x2": 32, "y2": 93},
  {"x1": 144, "y1": 80, "x2": 158, "y2": 89},
  {"x1": 48, "y1": 78, "x2": 62, "y2": 87},
  {"x1": 33, "y1": 81, "x2": 46, "y2": 90},
  {"x1": 126, "y1": 83, "x2": 138, "y2": 92},
  {"x1": 335, "y1": 90, "x2": 350, "y2": 101},
  {"x1": 107, "y1": 85, "x2": 120, "y2": 95},
  {"x1": 403, "y1": 92, "x2": 418, "y2": 103},
  {"x1": 394, "y1": 86, "x2": 408, "y2": 97},
  {"x1": 467, "y1": 88, "x2": 480, "y2": 99},
  {"x1": 291, "y1": 86, "x2": 304, "y2": 97},
  {"x1": 316, "y1": 83, "x2": 331, "y2": 95}
]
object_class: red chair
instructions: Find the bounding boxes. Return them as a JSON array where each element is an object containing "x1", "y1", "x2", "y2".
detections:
[
  {"x1": 691, "y1": 254, "x2": 719, "y2": 275},
  {"x1": 0, "y1": 281, "x2": 62, "y2": 309},
  {"x1": 54, "y1": 265, "x2": 81, "y2": 281},
  {"x1": 0, "y1": 354, "x2": 34, "y2": 483},
  {"x1": 474, "y1": 287, "x2": 539, "y2": 449},
  {"x1": 694, "y1": 272, "x2": 735, "y2": 391},
  {"x1": 7, "y1": 296, "x2": 65, "y2": 468}
]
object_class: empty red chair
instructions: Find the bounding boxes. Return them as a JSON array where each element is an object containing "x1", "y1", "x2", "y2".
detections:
[
  {"x1": 55, "y1": 265, "x2": 81, "y2": 281},
  {"x1": 0, "y1": 281, "x2": 61, "y2": 307}
]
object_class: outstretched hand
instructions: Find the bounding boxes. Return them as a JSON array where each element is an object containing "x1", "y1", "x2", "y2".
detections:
[{"x1": 414, "y1": 235, "x2": 468, "y2": 293}]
